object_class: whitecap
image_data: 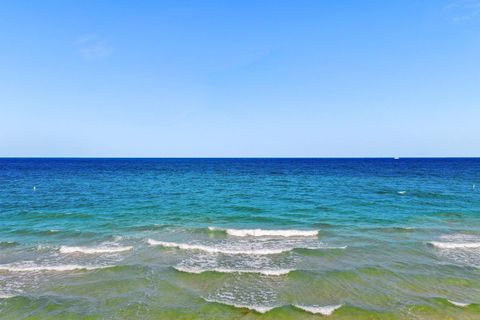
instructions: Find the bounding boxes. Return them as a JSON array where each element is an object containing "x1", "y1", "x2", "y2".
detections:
[
  {"x1": 397, "y1": 191, "x2": 407, "y2": 195},
  {"x1": 173, "y1": 266, "x2": 293, "y2": 276},
  {"x1": 147, "y1": 239, "x2": 291, "y2": 255},
  {"x1": 294, "y1": 304, "x2": 342, "y2": 315},
  {"x1": 448, "y1": 300, "x2": 470, "y2": 307},
  {"x1": 59, "y1": 245, "x2": 132, "y2": 254}
]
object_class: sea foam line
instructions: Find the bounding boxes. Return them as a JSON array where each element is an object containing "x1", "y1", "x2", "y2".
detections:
[
  {"x1": 59, "y1": 245, "x2": 132, "y2": 254},
  {"x1": 428, "y1": 242, "x2": 480, "y2": 249},
  {"x1": 293, "y1": 304, "x2": 343, "y2": 316},
  {"x1": 173, "y1": 266, "x2": 293, "y2": 276},
  {"x1": 208, "y1": 227, "x2": 318, "y2": 237},
  {"x1": 147, "y1": 239, "x2": 291, "y2": 255},
  {"x1": 0, "y1": 264, "x2": 113, "y2": 272}
]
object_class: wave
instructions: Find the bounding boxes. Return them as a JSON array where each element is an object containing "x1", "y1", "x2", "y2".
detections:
[
  {"x1": 300, "y1": 245, "x2": 347, "y2": 250},
  {"x1": 173, "y1": 266, "x2": 293, "y2": 276},
  {"x1": 8, "y1": 229, "x2": 62, "y2": 236},
  {"x1": 203, "y1": 298, "x2": 343, "y2": 315},
  {"x1": 59, "y1": 245, "x2": 132, "y2": 254},
  {"x1": 0, "y1": 264, "x2": 113, "y2": 272},
  {"x1": 209, "y1": 227, "x2": 318, "y2": 237},
  {"x1": 0, "y1": 241, "x2": 17, "y2": 248},
  {"x1": 203, "y1": 298, "x2": 277, "y2": 313},
  {"x1": 428, "y1": 241, "x2": 480, "y2": 249},
  {"x1": 293, "y1": 304, "x2": 343, "y2": 315},
  {"x1": 447, "y1": 300, "x2": 470, "y2": 307},
  {"x1": 379, "y1": 226, "x2": 416, "y2": 232},
  {"x1": 147, "y1": 239, "x2": 291, "y2": 255}
]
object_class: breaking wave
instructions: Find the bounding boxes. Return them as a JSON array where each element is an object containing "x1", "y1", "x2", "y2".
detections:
[
  {"x1": 429, "y1": 241, "x2": 480, "y2": 249},
  {"x1": 209, "y1": 227, "x2": 318, "y2": 237},
  {"x1": 173, "y1": 266, "x2": 293, "y2": 276},
  {"x1": 447, "y1": 300, "x2": 470, "y2": 307},
  {"x1": 59, "y1": 245, "x2": 132, "y2": 254},
  {"x1": 147, "y1": 239, "x2": 292, "y2": 255},
  {"x1": 203, "y1": 297, "x2": 277, "y2": 313},
  {"x1": 293, "y1": 304, "x2": 343, "y2": 315}
]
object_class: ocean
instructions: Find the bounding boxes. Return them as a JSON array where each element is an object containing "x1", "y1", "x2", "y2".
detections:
[{"x1": 0, "y1": 158, "x2": 479, "y2": 319}]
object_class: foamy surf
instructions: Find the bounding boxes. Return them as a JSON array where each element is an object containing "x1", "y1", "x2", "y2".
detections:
[
  {"x1": 173, "y1": 266, "x2": 293, "y2": 276},
  {"x1": 59, "y1": 245, "x2": 132, "y2": 254},
  {"x1": 147, "y1": 239, "x2": 292, "y2": 255},
  {"x1": 294, "y1": 304, "x2": 343, "y2": 316},
  {"x1": 428, "y1": 241, "x2": 480, "y2": 249},
  {"x1": 0, "y1": 264, "x2": 113, "y2": 272},
  {"x1": 203, "y1": 298, "x2": 277, "y2": 313},
  {"x1": 447, "y1": 300, "x2": 470, "y2": 307},
  {"x1": 209, "y1": 227, "x2": 318, "y2": 237}
]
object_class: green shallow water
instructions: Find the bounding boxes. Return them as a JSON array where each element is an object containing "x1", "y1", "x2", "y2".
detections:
[{"x1": 1, "y1": 158, "x2": 480, "y2": 319}]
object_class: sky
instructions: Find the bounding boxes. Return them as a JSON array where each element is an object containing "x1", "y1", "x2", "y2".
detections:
[{"x1": 1, "y1": 0, "x2": 479, "y2": 157}]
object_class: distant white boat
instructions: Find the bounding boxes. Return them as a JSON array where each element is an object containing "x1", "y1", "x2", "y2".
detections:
[{"x1": 394, "y1": 157, "x2": 400, "y2": 160}]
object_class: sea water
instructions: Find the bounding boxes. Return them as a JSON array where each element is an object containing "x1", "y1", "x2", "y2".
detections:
[{"x1": 0, "y1": 158, "x2": 479, "y2": 319}]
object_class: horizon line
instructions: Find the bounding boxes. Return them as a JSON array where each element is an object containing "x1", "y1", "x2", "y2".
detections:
[{"x1": 1, "y1": 156, "x2": 479, "y2": 159}]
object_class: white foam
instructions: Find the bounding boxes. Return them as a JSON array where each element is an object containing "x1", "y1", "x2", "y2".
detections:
[
  {"x1": 397, "y1": 191, "x2": 407, "y2": 195},
  {"x1": 209, "y1": 227, "x2": 318, "y2": 237},
  {"x1": 36, "y1": 244, "x2": 52, "y2": 251},
  {"x1": 0, "y1": 264, "x2": 112, "y2": 272},
  {"x1": 294, "y1": 304, "x2": 342, "y2": 315},
  {"x1": 448, "y1": 300, "x2": 470, "y2": 307},
  {"x1": 148, "y1": 239, "x2": 291, "y2": 255},
  {"x1": 0, "y1": 293, "x2": 16, "y2": 299},
  {"x1": 173, "y1": 266, "x2": 293, "y2": 276},
  {"x1": 203, "y1": 298, "x2": 276, "y2": 313},
  {"x1": 59, "y1": 245, "x2": 132, "y2": 254},
  {"x1": 429, "y1": 242, "x2": 480, "y2": 249}
]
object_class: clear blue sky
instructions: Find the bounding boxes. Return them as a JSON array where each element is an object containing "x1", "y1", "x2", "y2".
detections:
[{"x1": 1, "y1": 0, "x2": 479, "y2": 157}]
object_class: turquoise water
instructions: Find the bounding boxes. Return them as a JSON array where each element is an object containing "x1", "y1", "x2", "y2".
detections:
[{"x1": 0, "y1": 158, "x2": 479, "y2": 319}]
